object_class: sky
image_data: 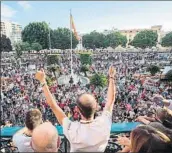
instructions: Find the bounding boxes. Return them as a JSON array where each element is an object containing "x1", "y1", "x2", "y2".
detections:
[{"x1": 1, "y1": 1, "x2": 172, "y2": 34}]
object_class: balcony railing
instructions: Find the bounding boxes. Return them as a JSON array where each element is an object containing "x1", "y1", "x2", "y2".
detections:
[{"x1": 1, "y1": 122, "x2": 140, "y2": 153}]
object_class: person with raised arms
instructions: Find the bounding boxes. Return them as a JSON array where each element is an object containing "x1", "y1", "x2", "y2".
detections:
[{"x1": 35, "y1": 66, "x2": 116, "y2": 152}]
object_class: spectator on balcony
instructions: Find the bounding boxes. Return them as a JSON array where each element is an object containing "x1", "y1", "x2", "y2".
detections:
[
  {"x1": 117, "y1": 124, "x2": 172, "y2": 153},
  {"x1": 35, "y1": 66, "x2": 116, "y2": 152},
  {"x1": 130, "y1": 125, "x2": 172, "y2": 153},
  {"x1": 31, "y1": 122, "x2": 60, "y2": 152},
  {"x1": 12, "y1": 109, "x2": 43, "y2": 152},
  {"x1": 136, "y1": 107, "x2": 172, "y2": 129}
]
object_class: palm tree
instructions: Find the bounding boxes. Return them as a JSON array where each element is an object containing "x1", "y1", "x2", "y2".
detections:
[
  {"x1": 80, "y1": 65, "x2": 89, "y2": 77},
  {"x1": 147, "y1": 65, "x2": 160, "y2": 76}
]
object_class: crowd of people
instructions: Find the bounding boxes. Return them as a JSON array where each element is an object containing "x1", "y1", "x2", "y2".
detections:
[
  {"x1": 1, "y1": 50, "x2": 172, "y2": 152},
  {"x1": 1, "y1": 51, "x2": 171, "y2": 125}
]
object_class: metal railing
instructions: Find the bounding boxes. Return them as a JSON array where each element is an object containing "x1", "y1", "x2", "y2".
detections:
[{"x1": 0, "y1": 134, "x2": 122, "y2": 153}]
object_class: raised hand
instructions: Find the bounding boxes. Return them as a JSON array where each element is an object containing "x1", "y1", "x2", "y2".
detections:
[
  {"x1": 117, "y1": 136, "x2": 131, "y2": 147},
  {"x1": 108, "y1": 66, "x2": 116, "y2": 78},
  {"x1": 35, "y1": 68, "x2": 46, "y2": 84}
]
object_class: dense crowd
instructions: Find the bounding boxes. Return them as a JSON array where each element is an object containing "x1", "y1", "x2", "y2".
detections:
[
  {"x1": 1, "y1": 51, "x2": 172, "y2": 126},
  {"x1": 1, "y1": 51, "x2": 172, "y2": 153}
]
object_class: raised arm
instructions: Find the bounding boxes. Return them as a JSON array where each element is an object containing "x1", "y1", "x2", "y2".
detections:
[
  {"x1": 136, "y1": 116, "x2": 152, "y2": 125},
  {"x1": 153, "y1": 94, "x2": 170, "y2": 107},
  {"x1": 35, "y1": 69, "x2": 66, "y2": 125},
  {"x1": 104, "y1": 66, "x2": 116, "y2": 112}
]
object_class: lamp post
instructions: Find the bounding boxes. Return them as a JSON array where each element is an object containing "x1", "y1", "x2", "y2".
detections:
[{"x1": 69, "y1": 76, "x2": 74, "y2": 86}]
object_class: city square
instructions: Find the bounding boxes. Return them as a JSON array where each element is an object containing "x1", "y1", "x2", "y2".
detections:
[{"x1": 1, "y1": 1, "x2": 172, "y2": 153}]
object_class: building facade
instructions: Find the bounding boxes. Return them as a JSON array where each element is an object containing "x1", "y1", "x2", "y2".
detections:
[
  {"x1": 119, "y1": 25, "x2": 163, "y2": 45},
  {"x1": 1, "y1": 21, "x2": 22, "y2": 45}
]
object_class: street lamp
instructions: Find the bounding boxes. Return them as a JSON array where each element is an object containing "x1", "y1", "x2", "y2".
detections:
[{"x1": 69, "y1": 76, "x2": 74, "y2": 85}]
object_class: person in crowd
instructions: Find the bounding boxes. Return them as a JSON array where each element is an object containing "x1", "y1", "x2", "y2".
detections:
[
  {"x1": 12, "y1": 109, "x2": 43, "y2": 152},
  {"x1": 35, "y1": 66, "x2": 116, "y2": 152},
  {"x1": 3, "y1": 121, "x2": 12, "y2": 127},
  {"x1": 136, "y1": 107, "x2": 172, "y2": 129},
  {"x1": 153, "y1": 94, "x2": 172, "y2": 110},
  {"x1": 31, "y1": 122, "x2": 60, "y2": 152}
]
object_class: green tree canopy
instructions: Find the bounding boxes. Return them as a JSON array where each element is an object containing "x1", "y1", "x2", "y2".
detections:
[
  {"x1": 1, "y1": 34, "x2": 12, "y2": 52},
  {"x1": 47, "y1": 65, "x2": 60, "y2": 80},
  {"x1": 21, "y1": 42, "x2": 31, "y2": 51},
  {"x1": 14, "y1": 42, "x2": 22, "y2": 58},
  {"x1": 50, "y1": 28, "x2": 78, "y2": 49},
  {"x1": 161, "y1": 32, "x2": 172, "y2": 47},
  {"x1": 82, "y1": 31, "x2": 108, "y2": 49},
  {"x1": 47, "y1": 54, "x2": 60, "y2": 65},
  {"x1": 106, "y1": 32, "x2": 127, "y2": 48},
  {"x1": 46, "y1": 75, "x2": 54, "y2": 86},
  {"x1": 80, "y1": 65, "x2": 89, "y2": 77},
  {"x1": 80, "y1": 53, "x2": 92, "y2": 65},
  {"x1": 31, "y1": 42, "x2": 42, "y2": 51},
  {"x1": 14, "y1": 42, "x2": 31, "y2": 58},
  {"x1": 130, "y1": 30, "x2": 158, "y2": 49},
  {"x1": 90, "y1": 73, "x2": 107, "y2": 88},
  {"x1": 147, "y1": 65, "x2": 160, "y2": 76},
  {"x1": 22, "y1": 22, "x2": 49, "y2": 49}
]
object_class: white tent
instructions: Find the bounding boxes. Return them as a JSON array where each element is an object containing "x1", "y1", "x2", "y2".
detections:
[
  {"x1": 162, "y1": 66, "x2": 172, "y2": 75},
  {"x1": 106, "y1": 46, "x2": 114, "y2": 51},
  {"x1": 151, "y1": 46, "x2": 157, "y2": 52},
  {"x1": 126, "y1": 45, "x2": 138, "y2": 52},
  {"x1": 145, "y1": 48, "x2": 152, "y2": 52},
  {"x1": 114, "y1": 45, "x2": 126, "y2": 52}
]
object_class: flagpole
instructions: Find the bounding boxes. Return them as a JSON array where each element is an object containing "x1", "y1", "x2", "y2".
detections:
[
  {"x1": 81, "y1": 36, "x2": 83, "y2": 50},
  {"x1": 70, "y1": 9, "x2": 73, "y2": 76}
]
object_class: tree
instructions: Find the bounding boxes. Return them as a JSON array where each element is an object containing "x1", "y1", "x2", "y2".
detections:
[
  {"x1": 14, "y1": 42, "x2": 22, "y2": 58},
  {"x1": 147, "y1": 65, "x2": 160, "y2": 76},
  {"x1": 47, "y1": 54, "x2": 60, "y2": 65},
  {"x1": 106, "y1": 32, "x2": 127, "y2": 48},
  {"x1": 80, "y1": 53, "x2": 92, "y2": 65},
  {"x1": 47, "y1": 54, "x2": 60, "y2": 81},
  {"x1": 1, "y1": 34, "x2": 12, "y2": 52},
  {"x1": 90, "y1": 73, "x2": 107, "y2": 88},
  {"x1": 165, "y1": 70, "x2": 172, "y2": 82},
  {"x1": 21, "y1": 42, "x2": 31, "y2": 51},
  {"x1": 82, "y1": 31, "x2": 108, "y2": 49},
  {"x1": 47, "y1": 65, "x2": 60, "y2": 80},
  {"x1": 161, "y1": 32, "x2": 172, "y2": 47},
  {"x1": 46, "y1": 75, "x2": 54, "y2": 86},
  {"x1": 80, "y1": 65, "x2": 89, "y2": 77},
  {"x1": 50, "y1": 28, "x2": 78, "y2": 49},
  {"x1": 22, "y1": 22, "x2": 49, "y2": 49},
  {"x1": 130, "y1": 30, "x2": 158, "y2": 49},
  {"x1": 31, "y1": 42, "x2": 42, "y2": 51},
  {"x1": 14, "y1": 42, "x2": 31, "y2": 58}
]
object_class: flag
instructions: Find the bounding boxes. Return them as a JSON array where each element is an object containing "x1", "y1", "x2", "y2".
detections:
[{"x1": 70, "y1": 14, "x2": 80, "y2": 41}]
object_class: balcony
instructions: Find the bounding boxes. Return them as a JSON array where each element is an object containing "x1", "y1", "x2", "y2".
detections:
[{"x1": 1, "y1": 122, "x2": 140, "y2": 153}]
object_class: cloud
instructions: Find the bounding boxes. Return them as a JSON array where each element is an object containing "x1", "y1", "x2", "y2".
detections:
[
  {"x1": 18, "y1": 1, "x2": 31, "y2": 10},
  {"x1": 77, "y1": 11, "x2": 172, "y2": 33},
  {"x1": 1, "y1": 3, "x2": 17, "y2": 19}
]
